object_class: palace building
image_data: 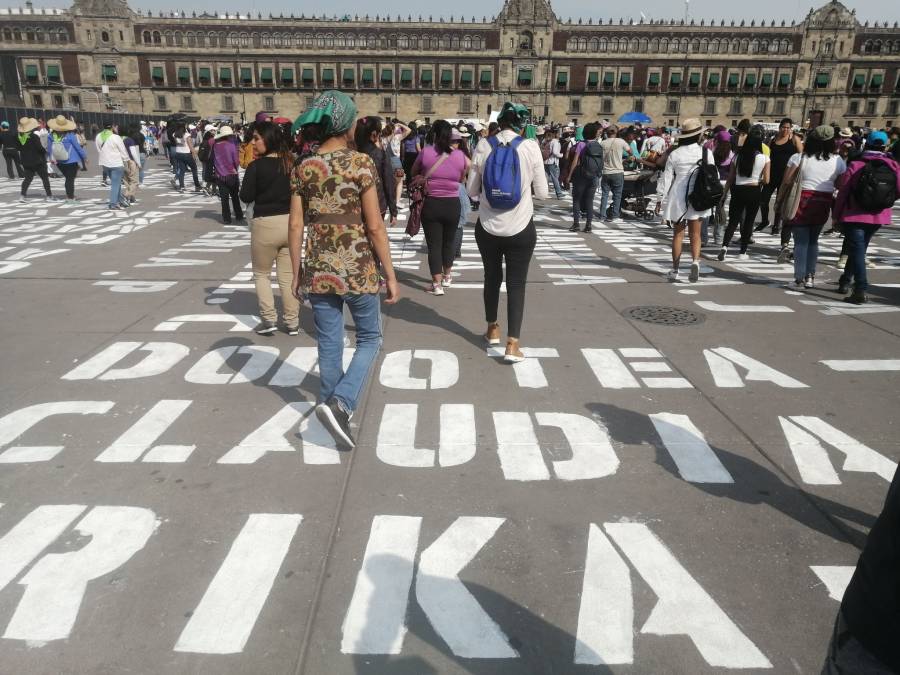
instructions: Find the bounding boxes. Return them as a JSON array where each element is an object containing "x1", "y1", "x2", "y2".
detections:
[{"x1": 1, "y1": 0, "x2": 899, "y2": 128}]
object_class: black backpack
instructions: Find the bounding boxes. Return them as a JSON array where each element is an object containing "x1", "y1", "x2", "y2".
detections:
[
  {"x1": 197, "y1": 141, "x2": 211, "y2": 164},
  {"x1": 577, "y1": 140, "x2": 603, "y2": 180},
  {"x1": 853, "y1": 158, "x2": 898, "y2": 212},
  {"x1": 688, "y1": 147, "x2": 724, "y2": 211}
]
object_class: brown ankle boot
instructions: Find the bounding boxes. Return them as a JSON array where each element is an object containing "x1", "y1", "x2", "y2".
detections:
[
  {"x1": 485, "y1": 322, "x2": 501, "y2": 345},
  {"x1": 504, "y1": 338, "x2": 525, "y2": 363}
]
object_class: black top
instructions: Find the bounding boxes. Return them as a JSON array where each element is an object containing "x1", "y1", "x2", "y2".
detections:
[
  {"x1": 769, "y1": 136, "x2": 797, "y2": 182},
  {"x1": 841, "y1": 463, "x2": 900, "y2": 671},
  {"x1": 362, "y1": 145, "x2": 397, "y2": 219},
  {"x1": 238, "y1": 156, "x2": 291, "y2": 218},
  {"x1": 0, "y1": 129, "x2": 19, "y2": 152},
  {"x1": 18, "y1": 132, "x2": 46, "y2": 169}
]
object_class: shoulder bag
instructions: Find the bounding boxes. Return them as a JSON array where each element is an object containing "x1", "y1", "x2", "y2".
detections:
[
  {"x1": 405, "y1": 152, "x2": 450, "y2": 237},
  {"x1": 780, "y1": 155, "x2": 804, "y2": 222}
]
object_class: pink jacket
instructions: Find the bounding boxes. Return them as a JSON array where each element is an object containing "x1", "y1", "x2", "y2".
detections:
[{"x1": 833, "y1": 151, "x2": 900, "y2": 226}]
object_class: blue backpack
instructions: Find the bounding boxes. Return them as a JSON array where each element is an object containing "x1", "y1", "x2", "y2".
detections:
[{"x1": 483, "y1": 135, "x2": 523, "y2": 210}]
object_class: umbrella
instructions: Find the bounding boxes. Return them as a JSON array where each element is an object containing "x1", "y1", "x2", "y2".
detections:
[
  {"x1": 618, "y1": 111, "x2": 652, "y2": 124},
  {"x1": 273, "y1": 117, "x2": 291, "y2": 124}
]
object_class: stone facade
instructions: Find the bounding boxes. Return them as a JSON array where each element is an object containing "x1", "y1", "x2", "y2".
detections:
[{"x1": 1, "y1": 0, "x2": 899, "y2": 128}]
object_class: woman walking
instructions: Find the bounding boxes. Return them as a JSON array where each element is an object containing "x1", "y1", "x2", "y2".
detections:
[
  {"x1": 466, "y1": 102, "x2": 548, "y2": 362},
  {"x1": 655, "y1": 119, "x2": 714, "y2": 283},
  {"x1": 211, "y1": 126, "x2": 243, "y2": 224},
  {"x1": 411, "y1": 119, "x2": 469, "y2": 295},
  {"x1": 240, "y1": 121, "x2": 299, "y2": 335},
  {"x1": 122, "y1": 123, "x2": 143, "y2": 205},
  {"x1": 401, "y1": 123, "x2": 421, "y2": 185},
  {"x1": 171, "y1": 123, "x2": 201, "y2": 192},
  {"x1": 47, "y1": 115, "x2": 86, "y2": 201},
  {"x1": 354, "y1": 116, "x2": 397, "y2": 225},
  {"x1": 758, "y1": 118, "x2": 802, "y2": 236},
  {"x1": 775, "y1": 125, "x2": 845, "y2": 289},
  {"x1": 719, "y1": 135, "x2": 770, "y2": 260},
  {"x1": 17, "y1": 117, "x2": 52, "y2": 202},
  {"x1": 384, "y1": 121, "x2": 411, "y2": 206},
  {"x1": 289, "y1": 91, "x2": 399, "y2": 448}
]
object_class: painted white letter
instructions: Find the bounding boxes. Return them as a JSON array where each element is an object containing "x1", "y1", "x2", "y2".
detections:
[
  {"x1": 379, "y1": 350, "x2": 459, "y2": 390},
  {"x1": 376, "y1": 404, "x2": 476, "y2": 467}
]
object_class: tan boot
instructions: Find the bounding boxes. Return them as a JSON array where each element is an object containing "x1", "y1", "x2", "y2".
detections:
[
  {"x1": 485, "y1": 322, "x2": 501, "y2": 345},
  {"x1": 504, "y1": 338, "x2": 525, "y2": 363}
]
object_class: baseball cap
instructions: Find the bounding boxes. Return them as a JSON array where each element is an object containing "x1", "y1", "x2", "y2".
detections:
[
  {"x1": 868, "y1": 130, "x2": 889, "y2": 146},
  {"x1": 0, "y1": 121, "x2": 7, "y2": 128},
  {"x1": 812, "y1": 125, "x2": 834, "y2": 141}
]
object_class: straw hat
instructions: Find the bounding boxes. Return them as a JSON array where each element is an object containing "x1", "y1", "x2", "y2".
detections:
[
  {"x1": 47, "y1": 115, "x2": 76, "y2": 132},
  {"x1": 838, "y1": 127, "x2": 853, "y2": 138},
  {"x1": 17, "y1": 117, "x2": 39, "y2": 133},
  {"x1": 214, "y1": 125, "x2": 234, "y2": 140},
  {"x1": 678, "y1": 118, "x2": 704, "y2": 139}
]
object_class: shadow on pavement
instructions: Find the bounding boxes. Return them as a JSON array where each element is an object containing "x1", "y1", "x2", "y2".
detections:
[{"x1": 586, "y1": 402, "x2": 875, "y2": 548}]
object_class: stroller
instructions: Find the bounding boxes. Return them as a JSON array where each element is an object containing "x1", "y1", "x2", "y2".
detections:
[{"x1": 610, "y1": 169, "x2": 658, "y2": 220}]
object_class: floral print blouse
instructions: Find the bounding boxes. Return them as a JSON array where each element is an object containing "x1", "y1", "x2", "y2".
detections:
[{"x1": 291, "y1": 148, "x2": 380, "y2": 295}]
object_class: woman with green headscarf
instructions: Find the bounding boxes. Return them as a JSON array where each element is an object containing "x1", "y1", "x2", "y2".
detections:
[{"x1": 288, "y1": 90, "x2": 400, "y2": 449}]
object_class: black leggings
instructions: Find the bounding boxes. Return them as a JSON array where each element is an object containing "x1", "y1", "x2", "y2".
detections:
[
  {"x1": 475, "y1": 219, "x2": 536, "y2": 340},
  {"x1": 21, "y1": 163, "x2": 51, "y2": 197},
  {"x1": 723, "y1": 184, "x2": 762, "y2": 252},
  {"x1": 3, "y1": 150, "x2": 23, "y2": 179},
  {"x1": 571, "y1": 176, "x2": 598, "y2": 228},
  {"x1": 58, "y1": 162, "x2": 78, "y2": 199},
  {"x1": 422, "y1": 196, "x2": 461, "y2": 276},
  {"x1": 758, "y1": 180, "x2": 780, "y2": 226},
  {"x1": 217, "y1": 175, "x2": 243, "y2": 222}
]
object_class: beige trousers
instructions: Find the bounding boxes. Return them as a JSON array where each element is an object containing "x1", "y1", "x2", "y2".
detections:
[
  {"x1": 250, "y1": 213, "x2": 299, "y2": 328},
  {"x1": 122, "y1": 161, "x2": 139, "y2": 199}
]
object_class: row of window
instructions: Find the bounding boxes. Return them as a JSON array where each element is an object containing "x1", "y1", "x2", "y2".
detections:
[
  {"x1": 28, "y1": 93, "x2": 80, "y2": 109},
  {"x1": 150, "y1": 93, "x2": 462, "y2": 115},
  {"x1": 861, "y1": 39, "x2": 900, "y2": 54},
  {"x1": 549, "y1": 69, "x2": 795, "y2": 91},
  {"x1": 140, "y1": 29, "x2": 486, "y2": 50},
  {"x1": 565, "y1": 36, "x2": 795, "y2": 55},
  {"x1": 0, "y1": 26, "x2": 68, "y2": 42},
  {"x1": 149, "y1": 64, "x2": 496, "y2": 88}
]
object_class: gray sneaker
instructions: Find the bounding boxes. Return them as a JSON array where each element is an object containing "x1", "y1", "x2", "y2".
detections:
[
  {"x1": 255, "y1": 321, "x2": 277, "y2": 335},
  {"x1": 316, "y1": 398, "x2": 355, "y2": 448}
]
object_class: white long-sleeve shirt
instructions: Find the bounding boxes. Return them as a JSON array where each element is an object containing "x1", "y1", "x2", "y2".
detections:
[
  {"x1": 543, "y1": 138, "x2": 562, "y2": 166},
  {"x1": 467, "y1": 130, "x2": 549, "y2": 237},
  {"x1": 98, "y1": 132, "x2": 130, "y2": 168},
  {"x1": 656, "y1": 143, "x2": 716, "y2": 221}
]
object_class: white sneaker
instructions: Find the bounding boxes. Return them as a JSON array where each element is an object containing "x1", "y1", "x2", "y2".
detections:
[
  {"x1": 804, "y1": 275, "x2": 815, "y2": 289},
  {"x1": 426, "y1": 283, "x2": 444, "y2": 296},
  {"x1": 836, "y1": 255, "x2": 848, "y2": 269},
  {"x1": 777, "y1": 247, "x2": 792, "y2": 265},
  {"x1": 737, "y1": 253, "x2": 750, "y2": 260},
  {"x1": 689, "y1": 261, "x2": 701, "y2": 282},
  {"x1": 866, "y1": 258, "x2": 877, "y2": 269},
  {"x1": 441, "y1": 274, "x2": 452, "y2": 288},
  {"x1": 666, "y1": 269, "x2": 680, "y2": 282},
  {"x1": 608, "y1": 217, "x2": 625, "y2": 224}
]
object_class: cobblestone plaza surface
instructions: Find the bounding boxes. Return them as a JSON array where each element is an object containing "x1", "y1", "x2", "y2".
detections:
[
  {"x1": 0, "y1": 149, "x2": 899, "y2": 673},
  {"x1": 1, "y1": 0, "x2": 900, "y2": 127}
]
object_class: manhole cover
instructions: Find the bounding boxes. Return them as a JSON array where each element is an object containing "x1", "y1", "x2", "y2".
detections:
[{"x1": 623, "y1": 305, "x2": 706, "y2": 326}]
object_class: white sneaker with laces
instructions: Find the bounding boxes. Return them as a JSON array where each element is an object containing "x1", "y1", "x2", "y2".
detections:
[
  {"x1": 666, "y1": 269, "x2": 680, "y2": 282},
  {"x1": 427, "y1": 283, "x2": 445, "y2": 296},
  {"x1": 689, "y1": 261, "x2": 701, "y2": 282},
  {"x1": 441, "y1": 274, "x2": 452, "y2": 288},
  {"x1": 737, "y1": 253, "x2": 750, "y2": 260}
]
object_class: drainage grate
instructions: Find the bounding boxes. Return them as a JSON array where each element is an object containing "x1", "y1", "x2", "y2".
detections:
[{"x1": 623, "y1": 305, "x2": 706, "y2": 326}]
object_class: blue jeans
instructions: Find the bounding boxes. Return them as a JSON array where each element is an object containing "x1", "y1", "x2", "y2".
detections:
[
  {"x1": 139, "y1": 152, "x2": 147, "y2": 184},
  {"x1": 839, "y1": 223, "x2": 880, "y2": 292},
  {"x1": 173, "y1": 153, "x2": 199, "y2": 189},
  {"x1": 309, "y1": 293, "x2": 383, "y2": 414},
  {"x1": 792, "y1": 224, "x2": 824, "y2": 280},
  {"x1": 600, "y1": 172, "x2": 625, "y2": 219},
  {"x1": 105, "y1": 166, "x2": 124, "y2": 207},
  {"x1": 544, "y1": 163, "x2": 562, "y2": 198}
]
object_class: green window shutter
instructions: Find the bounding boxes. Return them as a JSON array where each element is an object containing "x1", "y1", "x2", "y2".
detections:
[
  {"x1": 727, "y1": 73, "x2": 739, "y2": 87},
  {"x1": 362, "y1": 68, "x2": 374, "y2": 83},
  {"x1": 198, "y1": 67, "x2": 210, "y2": 79},
  {"x1": 46, "y1": 64, "x2": 60, "y2": 78},
  {"x1": 25, "y1": 64, "x2": 38, "y2": 77},
  {"x1": 603, "y1": 71, "x2": 614, "y2": 84},
  {"x1": 302, "y1": 68, "x2": 314, "y2": 81},
  {"x1": 779, "y1": 73, "x2": 791, "y2": 86},
  {"x1": 518, "y1": 69, "x2": 532, "y2": 83},
  {"x1": 619, "y1": 73, "x2": 631, "y2": 85},
  {"x1": 480, "y1": 70, "x2": 492, "y2": 83},
  {"x1": 460, "y1": 70, "x2": 472, "y2": 83},
  {"x1": 322, "y1": 68, "x2": 334, "y2": 82},
  {"x1": 261, "y1": 67, "x2": 273, "y2": 81},
  {"x1": 240, "y1": 67, "x2": 252, "y2": 82},
  {"x1": 219, "y1": 67, "x2": 232, "y2": 81},
  {"x1": 670, "y1": 72, "x2": 682, "y2": 85},
  {"x1": 761, "y1": 73, "x2": 773, "y2": 86},
  {"x1": 177, "y1": 67, "x2": 190, "y2": 80},
  {"x1": 853, "y1": 73, "x2": 865, "y2": 86},
  {"x1": 745, "y1": 73, "x2": 757, "y2": 86},
  {"x1": 151, "y1": 66, "x2": 164, "y2": 79},
  {"x1": 421, "y1": 69, "x2": 433, "y2": 83},
  {"x1": 815, "y1": 72, "x2": 829, "y2": 87},
  {"x1": 587, "y1": 71, "x2": 599, "y2": 85},
  {"x1": 648, "y1": 72, "x2": 660, "y2": 85},
  {"x1": 102, "y1": 65, "x2": 117, "y2": 78},
  {"x1": 343, "y1": 68, "x2": 355, "y2": 82},
  {"x1": 281, "y1": 68, "x2": 294, "y2": 81},
  {"x1": 401, "y1": 68, "x2": 413, "y2": 82},
  {"x1": 441, "y1": 69, "x2": 452, "y2": 83},
  {"x1": 708, "y1": 73, "x2": 720, "y2": 86},
  {"x1": 688, "y1": 72, "x2": 700, "y2": 85},
  {"x1": 556, "y1": 71, "x2": 568, "y2": 85},
  {"x1": 381, "y1": 68, "x2": 393, "y2": 83},
  {"x1": 871, "y1": 74, "x2": 883, "y2": 87}
]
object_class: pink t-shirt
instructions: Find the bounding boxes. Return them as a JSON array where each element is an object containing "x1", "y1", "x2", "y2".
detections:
[{"x1": 417, "y1": 146, "x2": 467, "y2": 198}]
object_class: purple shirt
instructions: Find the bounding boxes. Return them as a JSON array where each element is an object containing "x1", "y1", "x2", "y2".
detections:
[
  {"x1": 416, "y1": 146, "x2": 467, "y2": 198},
  {"x1": 833, "y1": 151, "x2": 900, "y2": 226},
  {"x1": 213, "y1": 139, "x2": 239, "y2": 177}
]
